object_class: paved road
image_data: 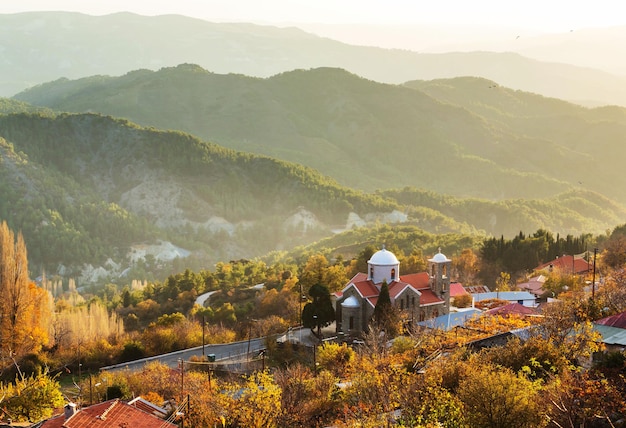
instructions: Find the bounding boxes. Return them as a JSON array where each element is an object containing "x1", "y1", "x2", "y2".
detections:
[
  {"x1": 101, "y1": 337, "x2": 267, "y2": 372},
  {"x1": 194, "y1": 290, "x2": 218, "y2": 307},
  {"x1": 99, "y1": 325, "x2": 330, "y2": 373}
]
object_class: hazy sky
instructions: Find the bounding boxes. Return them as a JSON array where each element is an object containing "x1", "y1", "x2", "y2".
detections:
[{"x1": 1, "y1": 0, "x2": 624, "y2": 33}]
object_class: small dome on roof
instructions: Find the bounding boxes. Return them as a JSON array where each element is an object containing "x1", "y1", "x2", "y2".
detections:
[
  {"x1": 368, "y1": 247, "x2": 399, "y2": 266},
  {"x1": 429, "y1": 249, "x2": 451, "y2": 263},
  {"x1": 341, "y1": 295, "x2": 361, "y2": 308}
]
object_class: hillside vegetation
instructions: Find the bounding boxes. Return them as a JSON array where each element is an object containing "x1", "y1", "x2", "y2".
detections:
[
  {"x1": 0, "y1": 112, "x2": 396, "y2": 278},
  {"x1": 0, "y1": 108, "x2": 624, "y2": 284},
  {"x1": 16, "y1": 65, "x2": 626, "y2": 206}
]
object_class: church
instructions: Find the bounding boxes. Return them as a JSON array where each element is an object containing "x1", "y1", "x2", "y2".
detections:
[{"x1": 335, "y1": 246, "x2": 452, "y2": 335}]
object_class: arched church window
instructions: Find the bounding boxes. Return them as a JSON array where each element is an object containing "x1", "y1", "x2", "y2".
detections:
[
  {"x1": 419, "y1": 311, "x2": 425, "y2": 322},
  {"x1": 400, "y1": 299, "x2": 404, "y2": 310},
  {"x1": 391, "y1": 268, "x2": 396, "y2": 280},
  {"x1": 370, "y1": 267, "x2": 374, "y2": 279},
  {"x1": 349, "y1": 316, "x2": 354, "y2": 330},
  {"x1": 431, "y1": 265, "x2": 436, "y2": 277}
]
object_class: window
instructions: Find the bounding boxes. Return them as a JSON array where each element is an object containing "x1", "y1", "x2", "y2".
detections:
[
  {"x1": 391, "y1": 268, "x2": 396, "y2": 280},
  {"x1": 349, "y1": 316, "x2": 354, "y2": 330},
  {"x1": 400, "y1": 299, "x2": 404, "y2": 310}
]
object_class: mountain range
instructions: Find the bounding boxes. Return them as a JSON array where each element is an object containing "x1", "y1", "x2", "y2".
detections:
[
  {"x1": 13, "y1": 65, "x2": 626, "y2": 206},
  {"x1": 2, "y1": 12, "x2": 626, "y2": 107}
]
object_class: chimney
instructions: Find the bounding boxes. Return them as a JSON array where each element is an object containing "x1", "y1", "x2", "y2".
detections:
[{"x1": 64, "y1": 403, "x2": 77, "y2": 420}]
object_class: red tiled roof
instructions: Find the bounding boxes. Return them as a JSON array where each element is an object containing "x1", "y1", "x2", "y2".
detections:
[
  {"x1": 449, "y1": 282, "x2": 468, "y2": 297},
  {"x1": 486, "y1": 303, "x2": 538, "y2": 316},
  {"x1": 400, "y1": 272, "x2": 430, "y2": 289},
  {"x1": 40, "y1": 399, "x2": 177, "y2": 428},
  {"x1": 128, "y1": 397, "x2": 168, "y2": 419},
  {"x1": 536, "y1": 255, "x2": 591, "y2": 275},
  {"x1": 517, "y1": 275, "x2": 547, "y2": 296},
  {"x1": 353, "y1": 280, "x2": 380, "y2": 298},
  {"x1": 596, "y1": 311, "x2": 626, "y2": 329},
  {"x1": 39, "y1": 413, "x2": 65, "y2": 428},
  {"x1": 388, "y1": 281, "x2": 414, "y2": 299},
  {"x1": 418, "y1": 289, "x2": 445, "y2": 305},
  {"x1": 349, "y1": 272, "x2": 368, "y2": 283}
]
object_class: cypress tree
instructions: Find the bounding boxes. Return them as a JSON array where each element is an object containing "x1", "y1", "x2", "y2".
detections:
[{"x1": 373, "y1": 280, "x2": 392, "y2": 326}]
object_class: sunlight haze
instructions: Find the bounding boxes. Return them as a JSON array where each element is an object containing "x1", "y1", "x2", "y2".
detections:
[{"x1": 2, "y1": 0, "x2": 624, "y2": 33}]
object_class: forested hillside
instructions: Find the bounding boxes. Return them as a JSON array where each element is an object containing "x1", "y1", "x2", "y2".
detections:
[
  {"x1": 0, "y1": 108, "x2": 624, "y2": 284},
  {"x1": 17, "y1": 65, "x2": 626, "y2": 204},
  {"x1": 0, "y1": 112, "x2": 397, "y2": 279}
]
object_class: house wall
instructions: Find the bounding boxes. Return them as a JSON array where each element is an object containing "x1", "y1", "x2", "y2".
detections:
[
  {"x1": 394, "y1": 288, "x2": 421, "y2": 322},
  {"x1": 336, "y1": 287, "x2": 371, "y2": 335}
]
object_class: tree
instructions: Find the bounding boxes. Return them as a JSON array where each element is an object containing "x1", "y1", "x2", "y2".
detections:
[
  {"x1": 317, "y1": 342, "x2": 354, "y2": 376},
  {"x1": 221, "y1": 371, "x2": 282, "y2": 428},
  {"x1": 543, "y1": 367, "x2": 626, "y2": 428},
  {"x1": 274, "y1": 363, "x2": 339, "y2": 427},
  {"x1": 400, "y1": 248, "x2": 427, "y2": 275},
  {"x1": 0, "y1": 371, "x2": 65, "y2": 423},
  {"x1": 372, "y1": 280, "x2": 401, "y2": 336},
  {"x1": 298, "y1": 254, "x2": 330, "y2": 295},
  {"x1": 398, "y1": 373, "x2": 468, "y2": 428},
  {"x1": 355, "y1": 245, "x2": 377, "y2": 276},
  {"x1": 0, "y1": 221, "x2": 51, "y2": 365},
  {"x1": 373, "y1": 280, "x2": 392, "y2": 324},
  {"x1": 495, "y1": 271, "x2": 512, "y2": 291},
  {"x1": 453, "y1": 248, "x2": 479, "y2": 285},
  {"x1": 302, "y1": 283, "x2": 335, "y2": 336},
  {"x1": 603, "y1": 228, "x2": 626, "y2": 269},
  {"x1": 537, "y1": 297, "x2": 602, "y2": 362},
  {"x1": 457, "y1": 362, "x2": 546, "y2": 428}
]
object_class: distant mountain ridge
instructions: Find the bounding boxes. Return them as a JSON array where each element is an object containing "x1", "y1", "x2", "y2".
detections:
[
  {"x1": 14, "y1": 65, "x2": 626, "y2": 208},
  {"x1": 2, "y1": 12, "x2": 626, "y2": 106}
]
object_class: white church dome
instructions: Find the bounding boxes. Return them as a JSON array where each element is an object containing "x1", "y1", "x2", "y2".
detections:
[
  {"x1": 429, "y1": 250, "x2": 451, "y2": 263},
  {"x1": 341, "y1": 295, "x2": 361, "y2": 308},
  {"x1": 368, "y1": 247, "x2": 399, "y2": 266}
]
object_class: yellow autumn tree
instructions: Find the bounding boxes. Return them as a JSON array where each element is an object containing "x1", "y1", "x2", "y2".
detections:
[
  {"x1": 220, "y1": 371, "x2": 282, "y2": 428},
  {"x1": 0, "y1": 221, "x2": 52, "y2": 365}
]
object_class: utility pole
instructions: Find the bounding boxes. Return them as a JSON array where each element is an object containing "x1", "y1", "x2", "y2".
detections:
[
  {"x1": 179, "y1": 359, "x2": 184, "y2": 399},
  {"x1": 299, "y1": 283, "x2": 304, "y2": 342},
  {"x1": 247, "y1": 321, "x2": 252, "y2": 361},
  {"x1": 202, "y1": 315, "x2": 206, "y2": 358},
  {"x1": 592, "y1": 248, "x2": 598, "y2": 300},
  {"x1": 313, "y1": 343, "x2": 317, "y2": 377}
]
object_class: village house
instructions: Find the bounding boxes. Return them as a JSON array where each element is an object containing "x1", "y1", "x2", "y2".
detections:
[
  {"x1": 34, "y1": 398, "x2": 176, "y2": 428},
  {"x1": 535, "y1": 254, "x2": 592, "y2": 276}
]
